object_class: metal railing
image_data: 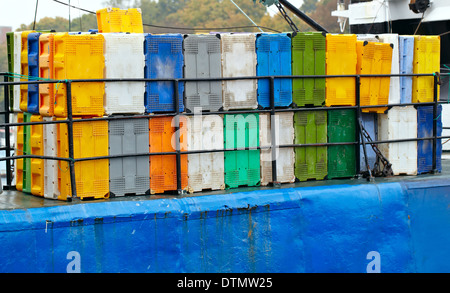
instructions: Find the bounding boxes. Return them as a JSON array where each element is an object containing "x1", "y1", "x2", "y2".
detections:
[{"x1": 0, "y1": 72, "x2": 447, "y2": 200}]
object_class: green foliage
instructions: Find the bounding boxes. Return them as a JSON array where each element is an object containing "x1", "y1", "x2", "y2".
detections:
[{"x1": 301, "y1": 0, "x2": 318, "y2": 13}]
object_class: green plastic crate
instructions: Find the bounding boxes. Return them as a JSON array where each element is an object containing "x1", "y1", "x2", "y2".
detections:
[
  {"x1": 224, "y1": 113, "x2": 260, "y2": 188},
  {"x1": 294, "y1": 110, "x2": 327, "y2": 181},
  {"x1": 292, "y1": 32, "x2": 326, "y2": 107},
  {"x1": 22, "y1": 113, "x2": 32, "y2": 194},
  {"x1": 327, "y1": 109, "x2": 357, "y2": 179},
  {"x1": 6, "y1": 32, "x2": 14, "y2": 111}
]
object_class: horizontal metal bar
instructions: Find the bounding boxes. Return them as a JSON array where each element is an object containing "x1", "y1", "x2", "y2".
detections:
[{"x1": 0, "y1": 155, "x2": 72, "y2": 162}]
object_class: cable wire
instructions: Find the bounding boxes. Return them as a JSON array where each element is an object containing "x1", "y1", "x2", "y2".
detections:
[{"x1": 51, "y1": 0, "x2": 281, "y2": 33}]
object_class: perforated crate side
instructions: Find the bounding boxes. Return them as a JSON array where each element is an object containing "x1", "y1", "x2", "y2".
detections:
[
  {"x1": 109, "y1": 119, "x2": 150, "y2": 196},
  {"x1": 184, "y1": 34, "x2": 222, "y2": 112},
  {"x1": 256, "y1": 33, "x2": 292, "y2": 108},
  {"x1": 222, "y1": 33, "x2": 257, "y2": 111},
  {"x1": 144, "y1": 34, "x2": 184, "y2": 113}
]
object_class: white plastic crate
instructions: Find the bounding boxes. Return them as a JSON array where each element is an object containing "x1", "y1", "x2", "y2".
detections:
[
  {"x1": 43, "y1": 117, "x2": 60, "y2": 199},
  {"x1": 9, "y1": 113, "x2": 17, "y2": 185},
  {"x1": 260, "y1": 112, "x2": 295, "y2": 185},
  {"x1": 442, "y1": 104, "x2": 450, "y2": 151},
  {"x1": 378, "y1": 106, "x2": 417, "y2": 175},
  {"x1": 12, "y1": 32, "x2": 21, "y2": 112},
  {"x1": 222, "y1": 33, "x2": 258, "y2": 111},
  {"x1": 187, "y1": 112, "x2": 225, "y2": 193},
  {"x1": 102, "y1": 33, "x2": 145, "y2": 115},
  {"x1": 378, "y1": 33, "x2": 400, "y2": 105}
]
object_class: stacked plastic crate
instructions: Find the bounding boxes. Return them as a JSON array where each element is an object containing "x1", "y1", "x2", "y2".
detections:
[
  {"x1": 256, "y1": 33, "x2": 293, "y2": 185},
  {"x1": 292, "y1": 32, "x2": 326, "y2": 181},
  {"x1": 5, "y1": 32, "x2": 22, "y2": 186},
  {"x1": 146, "y1": 33, "x2": 187, "y2": 194},
  {"x1": 37, "y1": 32, "x2": 109, "y2": 200}
]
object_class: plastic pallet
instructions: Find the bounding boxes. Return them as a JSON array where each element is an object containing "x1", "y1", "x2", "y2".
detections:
[
  {"x1": 20, "y1": 31, "x2": 35, "y2": 112},
  {"x1": 378, "y1": 106, "x2": 417, "y2": 175},
  {"x1": 43, "y1": 117, "x2": 60, "y2": 200},
  {"x1": 256, "y1": 33, "x2": 292, "y2": 108},
  {"x1": 222, "y1": 33, "x2": 257, "y2": 111},
  {"x1": 96, "y1": 7, "x2": 144, "y2": 33},
  {"x1": 149, "y1": 116, "x2": 188, "y2": 194},
  {"x1": 260, "y1": 112, "x2": 295, "y2": 185},
  {"x1": 187, "y1": 115, "x2": 224, "y2": 193},
  {"x1": 224, "y1": 114, "x2": 260, "y2": 188},
  {"x1": 412, "y1": 35, "x2": 441, "y2": 103},
  {"x1": 184, "y1": 34, "x2": 222, "y2": 112},
  {"x1": 103, "y1": 33, "x2": 145, "y2": 115},
  {"x1": 399, "y1": 36, "x2": 414, "y2": 104},
  {"x1": 53, "y1": 33, "x2": 105, "y2": 117},
  {"x1": 30, "y1": 114, "x2": 44, "y2": 196},
  {"x1": 6, "y1": 32, "x2": 21, "y2": 112},
  {"x1": 57, "y1": 118, "x2": 109, "y2": 200},
  {"x1": 356, "y1": 40, "x2": 392, "y2": 113},
  {"x1": 27, "y1": 32, "x2": 42, "y2": 114},
  {"x1": 292, "y1": 32, "x2": 326, "y2": 107},
  {"x1": 294, "y1": 110, "x2": 327, "y2": 181},
  {"x1": 22, "y1": 113, "x2": 32, "y2": 194},
  {"x1": 109, "y1": 119, "x2": 150, "y2": 197},
  {"x1": 39, "y1": 33, "x2": 55, "y2": 116},
  {"x1": 144, "y1": 34, "x2": 184, "y2": 113},
  {"x1": 15, "y1": 112, "x2": 24, "y2": 191},
  {"x1": 325, "y1": 34, "x2": 357, "y2": 107},
  {"x1": 417, "y1": 105, "x2": 442, "y2": 174},
  {"x1": 378, "y1": 34, "x2": 400, "y2": 105},
  {"x1": 327, "y1": 109, "x2": 357, "y2": 179}
]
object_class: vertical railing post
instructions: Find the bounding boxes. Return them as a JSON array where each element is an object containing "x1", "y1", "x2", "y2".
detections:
[
  {"x1": 66, "y1": 81, "x2": 77, "y2": 200},
  {"x1": 173, "y1": 79, "x2": 184, "y2": 195},
  {"x1": 269, "y1": 76, "x2": 280, "y2": 187},
  {"x1": 3, "y1": 75, "x2": 12, "y2": 188},
  {"x1": 432, "y1": 73, "x2": 438, "y2": 173}
]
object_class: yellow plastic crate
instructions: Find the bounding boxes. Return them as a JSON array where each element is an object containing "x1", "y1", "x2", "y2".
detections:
[
  {"x1": 30, "y1": 115, "x2": 44, "y2": 197},
  {"x1": 20, "y1": 31, "x2": 35, "y2": 112},
  {"x1": 16, "y1": 113, "x2": 24, "y2": 191},
  {"x1": 57, "y1": 118, "x2": 109, "y2": 200},
  {"x1": 96, "y1": 7, "x2": 144, "y2": 33},
  {"x1": 53, "y1": 33, "x2": 105, "y2": 117},
  {"x1": 412, "y1": 35, "x2": 440, "y2": 103},
  {"x1": 357, "y1": 41, "x2": 392, "y2": 113},
  {"x1": 325, "y1": 34, "x2": 357, "y2": 107}
]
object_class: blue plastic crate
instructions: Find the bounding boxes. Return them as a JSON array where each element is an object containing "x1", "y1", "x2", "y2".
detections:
[
  {"x1": 256, "y1": 33, "x2": 292, "y2": 108},
  {"x1": 360, "y1": 113, "x2": 377, "y2": 173},
  {"x1": 144, "y1": 33, "x2": 184, "y2": 113},
  {"x1": 417, "y1": 105, "x2": 442, "y2": 174},
  {"x1": 399, "y1": 36, "x2": 414, "y2": 104},
  {"x1": 27, "y1": 32, "x2": 41, "y2": 114}
]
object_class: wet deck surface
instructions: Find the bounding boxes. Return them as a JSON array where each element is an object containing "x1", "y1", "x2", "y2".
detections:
[{"x1": 1, "y1": 154, "x2": 450, "y2": 210}]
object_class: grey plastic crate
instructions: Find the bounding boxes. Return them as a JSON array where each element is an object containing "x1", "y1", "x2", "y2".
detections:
[
  {"x1": 109, "y1": 118, "x2": 150, "y2": 197},
  {"x1": 184, "y1": 34, "x2": 223, "y2": 112}
]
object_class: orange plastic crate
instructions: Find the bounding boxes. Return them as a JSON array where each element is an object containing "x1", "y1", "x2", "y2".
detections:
[
  {"x1": 53, "y1": 33, "x2": 105, "y2": 117},
  {"x1": 20, "y1": 31, "x2": 35, "y2": 112},
  {"x1": 149, "y1": 116, "x2": 188, "y2": 194},
  {"x1": 30, "y1": 115, "x2": 44, "y2": 196},
  {"x1": 356, "y1": 41, "x2": 392, "y2": 113},
  {"x1": 39, "y1": 33, "x2": 55, "y2": 117},
  {"x1": 325, "y1": 34, "x2": 357, "y2": 107},
  {"x1": 96, "y1": 7, "x2": 144, "y2": 33},
  {"x1": 57, "y1": 118, "x2": 109, "y2": 200},
  {"x1": 15, "y1": 112, "x2": 24, "y2": 191}
]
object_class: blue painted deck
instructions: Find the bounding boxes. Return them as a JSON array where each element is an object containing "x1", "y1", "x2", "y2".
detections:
[{"x1": 0, "y1": 159, "x2": 450, "y2": 273}]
